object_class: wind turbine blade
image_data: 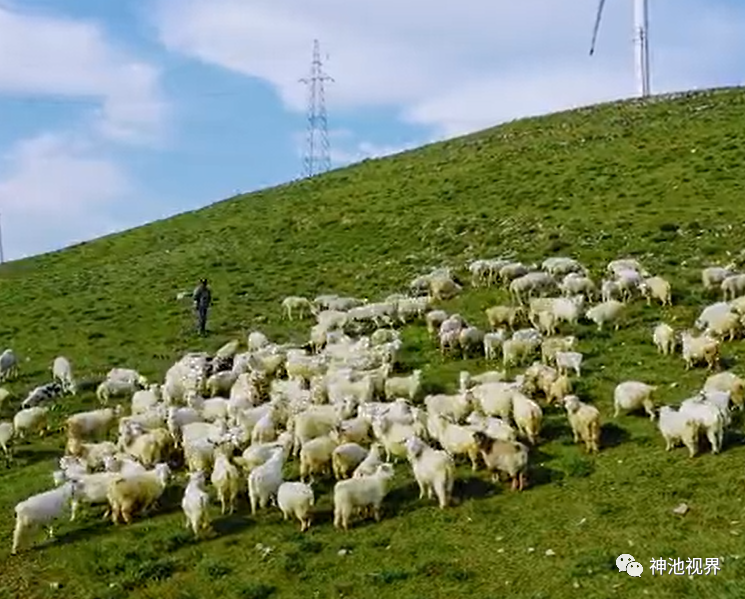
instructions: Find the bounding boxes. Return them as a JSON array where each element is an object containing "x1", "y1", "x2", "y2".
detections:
[{"x1": 589, "y1": 0, "x2": 608, "y2": 56}]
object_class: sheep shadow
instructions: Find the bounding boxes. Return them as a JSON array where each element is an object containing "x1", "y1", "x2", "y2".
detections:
[
  {"x1": 454, "y1": 475, "x2": 496, "y2": 502},
  {"x1": 527, "y1": 462, "x2": 565, "y2": 488},
  {"x1": 212, "y1": 512, "x2": 253, "y2": 537},
  {"x1": 3, "y1": 446, "x2": 60, "y2": 469},
  {"x1": 539, "y1": 419, "x2": 573, "y2": 445},
  {"x1": 52, "y1": 514, "x2": 114, "y2": 547},
  {"x1": 601, "y1": 423, "x2": 630, "y2": 449},
  {"x1": 719, "y1": 356, "x2": 737, "y2": 370}
]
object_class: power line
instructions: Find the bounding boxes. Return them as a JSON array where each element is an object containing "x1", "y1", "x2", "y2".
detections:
[{"x1": 299, "y1": 39, "x2": 333, "y2": 179}]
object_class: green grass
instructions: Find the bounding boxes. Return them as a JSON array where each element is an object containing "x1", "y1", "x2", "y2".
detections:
[{"x1": 1, "y1": 86, "x2": 745, "y2": 599}]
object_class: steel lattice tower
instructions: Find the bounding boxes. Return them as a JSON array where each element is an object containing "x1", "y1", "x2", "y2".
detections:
[{"x1": 299, "y1": 39, "x2": 333, "y2": 178}]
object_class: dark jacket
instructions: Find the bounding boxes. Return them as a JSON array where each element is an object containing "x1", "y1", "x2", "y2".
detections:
[{"x1": 192, "y1": 284, "x2": 212, "y2": 311}]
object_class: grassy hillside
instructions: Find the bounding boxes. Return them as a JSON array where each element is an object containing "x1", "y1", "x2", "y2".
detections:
[{"x1": 1, "y1": 86, "x2": 745, "y2": 599}]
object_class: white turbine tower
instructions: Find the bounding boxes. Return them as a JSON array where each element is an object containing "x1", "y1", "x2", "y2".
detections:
[{"x1": 589, "y1": 0, "x2": 651, "y2": 98}]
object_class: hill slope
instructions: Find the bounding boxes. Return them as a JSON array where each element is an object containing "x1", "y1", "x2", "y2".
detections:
[{"x1": 1, "y1": 87, "x2": 745, "y2": 599}]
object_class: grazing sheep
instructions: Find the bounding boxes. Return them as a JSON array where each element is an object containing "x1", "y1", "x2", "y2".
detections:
[
  {"x1": 640, "y1": 276, "x2": 672, "y2": 306},
  {"x1": 333, "y1": 463, "x2": 395, "y2": 531},
  {"x1": 472, "y1": 431, "x2": 528, "y2": 491},
  {"x1": 613, "y1": 381, "x2": 657, "y2": 420},
  {"x1": 563, "y1": 395, "x2": 600, "y2": 453},
  {"x1": 653, "y1": 323, "x2": 676, "y2": 355},
  {"x1": 657, "y1": 406, "x2": 699, "y2": 458},
  {"x1": 21, "y1": 382, "x2": 64, "y2": 409},
  {"x1": 51, "y1": 356, "x2": 77, "y2": 395},
  {"x1": 13, "y1": 407, "x2": 49, "y2": 439},
  {"x1": 425, "y1": 310, "x2": 449, "y2": 337},
  {"x1": 585, "y1": 300, "x2": 624, "y2": 331},
  {"x1": 485, "y1": 306, "x2": 523, "y2": 330},
  {"x1": 282, "y1": 296, "x2": 314, "y2": 320},
  {"x1": 277, "y1": 481, "x2": 315, "y2": 531},
  {"x1": 680, "y1": 332, "x2": 720, "y2": 370},
  {"x1": 554, "y1": 351, "x2": 583, "y2": 377},
  {"x1": 679, "y1": 395, "x2": 725, "y2": 454}
]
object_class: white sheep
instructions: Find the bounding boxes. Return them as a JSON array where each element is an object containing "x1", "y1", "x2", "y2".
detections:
[
  {"x1": 106, "y1": 463, "x2": 171, "y2": 524},
  {"x1": 640, "y1": 276, "x2": 672, "y2": 306},
  {"x1": 679, "y1": 396, "x2": 725, "y2": 454},
  {"x1": 459, "y1": 327, "x2": 485, "y2": 358},
  {"x1": 704, "y1": 311, "x2": 740, "y2": 341},
  {"x1": 484, "y1": 305, "x2": 522, "y2": 331},
  {"x1": 384, "y1": 370, "x2": 422, "y2": 402},
  {"x1": 247, "y1": 448, "x2": 285, "y2": 514},
  {"x1": 282, "y1": 296, "x2": 314, "y2": 320},
  {"x1": 704, "y1": 371, "x2": 745, "y2": 410},
  {"x1": 653, "y1": 323, "x2": 676, "y2": 355},
  {"x1": 13, "y1": 407, "x2": 49, "y2": 439},
  {"x1": 182, "y1": 471, "x2": 212, "y2": 538},
  {"x1": 333, "y1": 463, "x2": 395, "y2": 530},
  {"x1": 0, "y1": 349, "x2": 19, "y2": 381},
  {"x1": 511, "y1": 393, "x2": 543, "y2": 445},
  {"x1": 425, "y1": 310, "x2": 449, "y2": 337},
  {"x1": 0, "y1": 421, "x2": 13, "y2": 460},
  {"x1": 680, "y1": 331, "x2": 720, "y2": 370},
  {"x1": 721, "y1": 274, "x2": 745, "y2": 301},
  {"x1": 613, "y1": 381, "x2": 657, "y2": 420},
  {"x1": 332, "y1": 443, "x2": 369, "y2": 479},
  {"x1": 702, "y1": 265, "x2": 734, "y2": 291},
  {"x1": 404, "y1": 436, "x2": 455, "y2": 509},
  {"x1": 585, "y1": 300, "x2": 624, "y2": 331},
  {"x1": 52, "y1": 356, "x2": 77, "y2": 395},
  {"x1": 206, "y1": 371, "x2": 238, "y2": 397},
  {"x1": 657, "y1": 406, "x2": 699, "y2": 458},
  {"x1": 353, "y1": 443, "x2": 384, "y2": 478},
  {"x1": 11, "y1": 480, "x2": 82, "y2": 554},
  {"x1": 483, "y1": 330, "x2": 508, "y2": 360},
  {"x1": 464, "y1": 412, "x2": 517, "y2": 442},
  {"x1": 130, "y1": 385, "x2": 161, "y2": 415},
  {"x1": 554, "y1": 351, "x2": 583, "y2": 377},
  {"x1": 430, "y1": 414, "x2": 480, "y2": 469},
  {"x1": 277, "y1": 481, "x2": 315, "y2": 531},
  {"x1": 211, "y1": 446, "x2": 242, "y2": 515},
  {"x1": 563, "y1": 395, "x2": 600, "y2": 453}
]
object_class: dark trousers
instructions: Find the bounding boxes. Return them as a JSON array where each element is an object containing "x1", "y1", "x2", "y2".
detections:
[{"x1": 195, "y1": 307, "x2": 209, "y2": 334}]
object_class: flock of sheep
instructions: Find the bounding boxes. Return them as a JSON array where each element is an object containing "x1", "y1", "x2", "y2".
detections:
[{"x1": 2, "y1": 254, "x2": 744, "y2": 557}]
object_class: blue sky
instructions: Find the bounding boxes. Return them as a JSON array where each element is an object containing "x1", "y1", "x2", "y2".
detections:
[{"x1": 0, "y1": 0, "x2": 743, "y2": 260}]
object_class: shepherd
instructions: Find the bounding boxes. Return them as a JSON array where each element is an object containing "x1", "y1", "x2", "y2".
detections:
[{"x1": 192, "y1": 278, "x2": 212, "y2": 335}]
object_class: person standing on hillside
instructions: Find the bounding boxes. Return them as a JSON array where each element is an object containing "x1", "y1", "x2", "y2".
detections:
[{"x1": 192, "y1": 278, "x2": 212, "y2": 335}]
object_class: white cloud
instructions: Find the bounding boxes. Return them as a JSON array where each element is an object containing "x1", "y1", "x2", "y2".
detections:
[
  {"x1": 0, "y1": 132, "x2": 134, "y2": 259},
  {"x1": 153, "y1": 0, "x2": 745, "y2": 138},
  {"x1": 0, "y1": 2, "x2": 170, "y2": 260},
  {"x1": 0, "y1": 1, "x2": 167, "y2": 144}
]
